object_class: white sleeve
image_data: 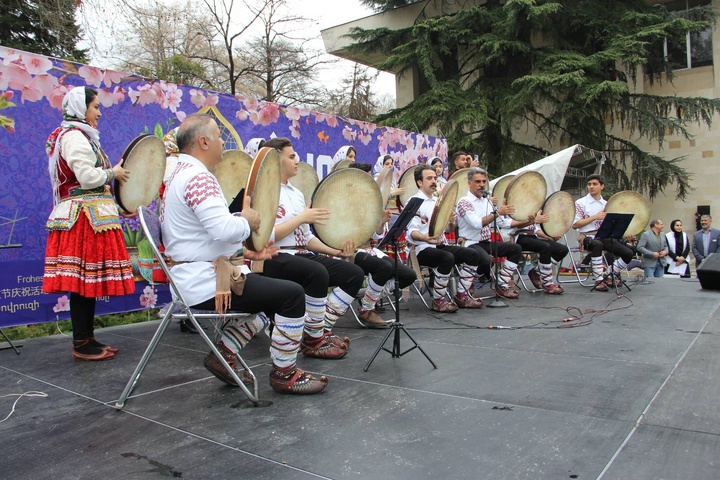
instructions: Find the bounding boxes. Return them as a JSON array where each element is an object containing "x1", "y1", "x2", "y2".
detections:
[
  {"x1": 185, "y1": 172, "x2": 250, "y2": 243},
  {"x1": 62, "y1": 130, "x2": 110, "y2": 189}
]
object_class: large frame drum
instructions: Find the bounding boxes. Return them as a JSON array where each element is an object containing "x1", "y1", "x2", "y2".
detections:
[{"x1": 115, "y1": 134, "x2": 166, "y2": 214}]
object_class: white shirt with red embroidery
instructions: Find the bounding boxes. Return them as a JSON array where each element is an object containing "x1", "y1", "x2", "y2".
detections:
[
  {"x1": 574, "y1": 193, "x2": 606, "y2": 233},
  {"x1": 161, "y1": 154, "x2": 250, "y2": 306},
  {"x1": 405, "y1": 190, "x2": 445, "y2": 254},
  {"x1": 271, "y1": 181, "x2": 315, "y2": 253},
  {"x1": 456, "y1": 191, "x2": 497, "y2": 246}
]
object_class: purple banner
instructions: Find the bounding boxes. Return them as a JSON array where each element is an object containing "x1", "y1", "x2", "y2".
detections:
[{"x1": 0, "y1": 46, "x2": 447, "y2": 328}]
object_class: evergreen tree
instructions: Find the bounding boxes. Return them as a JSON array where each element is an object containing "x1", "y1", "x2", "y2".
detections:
[
  {"x1": 349, "y1": 0, "x2": 720, "y2": 199},
  {"x1": 0, "y1": 0, "x2": 87, "y2": 62}
]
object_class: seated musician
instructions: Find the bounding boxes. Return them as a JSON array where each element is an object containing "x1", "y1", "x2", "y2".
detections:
[
  {"x1": 162, "y1": 115, "x2": 327, "y2": 394},
  {"x1": 406, "y1": 165, "x2": 484, "y2": 312},
  {"x1": 572, "y1": 174, "x2": 634, "y2": 291},
  {"x1": 455, "y1": 167, "x2": 523, "y2": 299},
  {"x1": 508, "y1": 218, "x2": 568, "y2": 295},
  {"x1": 348, "y1": 163, "x2": 417, "y2": 326},
  {"x1": 262, "y1": 137, "x2": 364, "y2": 356}
]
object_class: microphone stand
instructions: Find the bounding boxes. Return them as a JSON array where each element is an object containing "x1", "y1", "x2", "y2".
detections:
[{"x1": 486, "y1": 196, "x2": 508, "y2": 308}]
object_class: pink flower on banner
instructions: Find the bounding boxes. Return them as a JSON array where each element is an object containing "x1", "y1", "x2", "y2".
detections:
[
  {"x1": 325, "y1": 115, "x2": 338, "y2": 128},
  {"x1": 140, "y1": 285, "x2": 158, "y2": 309},
  {"x1": 48, "y1": 84, "x2": 70, "y2": 109},
  {"x1": 404, "y1": 135, "x2": 415, "y2": 150},
  {"x1": 204, "y1": 93, "x2": 219, "y2": 107},
  {"x1": 236, "y1": 109, "x2": 249, "y2": 121},
  {"x1": 20, "y1": 74, "x2": 57, "y2": 102},
  {"x1": 53, "y1": 295, "x2": 70, "y2": 313},
  {"x1": 257, "y1": 102, "x2": 280, "y2": 126},
  {"x1": 285, "y1": 106, "x2": 302, "y2": 121},
  {"x1": 5, "y1": 63, "x2": 32, "y2": 90},
  {"x1": 249, "y1": 111, "x2": 260, "y2": 124},
  {"x1": 98, "y1": 86, "x2": 125, "y2": 107},
  {"x1": 189, "y1": 89, "x2": 206, "y2": 108},
  {"x1": 21, "y1": 53, "x2": 53, "y2": 75},
  {"x1": 128, "y1": 84, "x2": 156, "y2": 106},
  {"x1": 242, "y1": 97, "x2": 258, "y2": 111},
  {"x1": 101, "y1": 69, "x2": 124, "y2": 87},
  {"x1": 78, "y1": 65, "x2": 105, "y2": 87},
  {"x1": 342, "y1": 125, "x2": 355, "y2": 142},
  {"x1": 289, "y1": 120, "x2": 301, "y2": 139},
  {"x1": 357, "y1": 131, "x2": 372, "y2": 146},
  {"x1": 176, "y1": 110, "x2": 186, "y2": 122},
  {"x1": 1, "y1": 49, "x2": 22, "y2": 65},
  {"x1": 162, "y1": 83, "x2": 182, "y2": 112}
]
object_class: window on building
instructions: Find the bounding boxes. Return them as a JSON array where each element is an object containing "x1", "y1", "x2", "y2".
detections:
[{"x1": 662, "y1": 0, "x2": 713, "y2": 70}]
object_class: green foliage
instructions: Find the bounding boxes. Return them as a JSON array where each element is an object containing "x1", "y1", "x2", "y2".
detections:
[
  {"x1": 346, "y1": 0, "x2": 720, "y2": 199},
  {"x1": 0, "y1": 0, "x2": 87, "y2": 62},
  {"x1": 2, "y1": 310, "x2": 159, "y2": 342}
]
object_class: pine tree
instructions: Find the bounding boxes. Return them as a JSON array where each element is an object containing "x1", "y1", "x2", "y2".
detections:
[
  {"x1": 0, "y1": 0, "x2": 87, "y2": 62},
  {"x1": 349, "y1": 0, "x2": 720, "y2": 199}
]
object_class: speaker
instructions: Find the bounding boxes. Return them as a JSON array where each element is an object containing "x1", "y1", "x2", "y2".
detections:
[{"x1": 697, "y1": 253, "x2": 720, "y2": 290}]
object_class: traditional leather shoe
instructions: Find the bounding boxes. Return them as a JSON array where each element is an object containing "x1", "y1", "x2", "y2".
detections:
[
  {"x1": 453, "y1": 292, "x2": 484, "y2": 308},
  {"x1": 269, "y1": 366, "x2": 328, "y2": 394},
  {"x1": 527, "y1": 268, "x2": 543, "y2": 290},
  {"x1": 72, "y1": 339, "x2": 116, "y2": 361},
  {"x1": 89, "y1": 337, "x2": 119, "y2": 354},
  {"x1": 358, "y1": 308, "x2": 388, "y2": 328},
  {"x1": 301, "y1": 333, "x2": 348, "y2": 359},
  {"x1": 594, "y1": 280, "x2": 609, "y2": 291},
  {"x1": 326, "y1": 332, "x2": 351, "y2": 347},
  {"x1": 431, "y1": 297, "x2": 459, "y2": 313},
  {"x1": 604, "y1": 275, "x2": 622, "y2": 287},
  {"x1": 542, "y1": 283, "x2": 564, "y2": 295},
  {"x1": 496, "y1": 285, "x2": 520, "y2": 299},
  {"x1": 203, "y1": 349, "x2": 253, "y2": 387}
]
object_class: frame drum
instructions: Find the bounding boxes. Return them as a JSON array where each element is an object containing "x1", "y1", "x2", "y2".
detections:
[
  {"x1": 504, "y1": 171, "x2": 547, "y2": 221},
  {"x1": 429, "y1": 179, "x2": 459, "y2": 238},
  {"x1": 605, "y1": 191, "x2": 651, "y2": 237},
  {"x1": 491, "y1": 175, "x2": 515, "y2": 206},
  {"x1": 540, "y1": 191, "x2": 575, "y2": 238},
  {"x1": 397, "y1": 165, "x2": 421, "y2": 207},
  {"x1": 115, "y1": 134, "x2": 166, "y2": 214},
  {"x1": 292, "y1": 162, "x2": 319, "y2": 203},
  {"x1": 376, "y1": 165, "x2": 394, "y2": 208},
  {"x1": 243, "y1": 147, "x2": 282, "y2": 252},
  {"x1": 332, "y1": 159, "x2": 353, "y2": 172},
  {"x1": 310, "y1": 168, "x2": 383, "y2": 250},
  {"x1": 448, "y1": 168, "x2": 470, "y2": 204},
  {"x1": 213, "y1": 149, "x2": 253, "y2": 205}
]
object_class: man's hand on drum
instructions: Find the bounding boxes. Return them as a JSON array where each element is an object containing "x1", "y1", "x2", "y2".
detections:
[
  {"x1": 244, "y1": 241, "x2": 280, "y2": 261},
  {"x1": 113, "y1": 162, "x2": 130, "y2": 183},
  {"x1": 336, "y1": 240, "x2": 356, "y2": 258},
  {"x1": 422, "y1": 233, "x2": 443, "y2": 245},
  {"x1": 533, "y1": 212, "x2": 550, "y2": 224},
  {"x1": 391, "y1": 187, "x2": 405, "y2": 197},
  {"x1": 498, "y1": 204, "x2": 515, "y2": 217},
  {"x1": 594, "y1": 211, "x2": 607, "y2": 221},
  {"x1": 241, "y1": 195, "x2": 261, "y2": 232},
  {"x1": 376, "y1": 210, "x2": 392, "y2": 234}
]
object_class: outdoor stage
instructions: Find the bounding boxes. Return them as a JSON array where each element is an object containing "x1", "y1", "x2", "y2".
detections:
[{"x1": 2, "y1": 275, "x2": 719, "y2": 479}]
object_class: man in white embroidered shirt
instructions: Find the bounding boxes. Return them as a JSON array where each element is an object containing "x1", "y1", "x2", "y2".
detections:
[
  {"x1": 572, "y1": 174, "x2": 634, "y2": 291},
  {"x1": 162, "y1": 115, "x2": 327, "y2": 394},
  {"x1": 405, "y1": 165, "x2": 484, "y2": 312}
]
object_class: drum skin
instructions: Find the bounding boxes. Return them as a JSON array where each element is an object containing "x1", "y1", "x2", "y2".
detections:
[
  {"x1": 243, "y1": 147, "x2": 281, "y2": 252},
  {"x1": 310, "y1": 168, "x2": 383, "y2": 250},
  {"x1": 293, "y1": 162, "x2": 319, "y2": 204},
  {"x1": 116, "y1": 134, "x2": 166, "y2": 214},
  {"x1": 429, "y1": 179, "x2": 459, "y2": 238},
  {"x1": 332, "y1": 159, "x2": 353, "y2": 172},
  {"x1": 491, "y1": 175, "x2": 515, "y2": 206},
  {"x1": 397, "y1": 165, "x2": 421, "y2": 208},
  {"x1": 448, "y1": 168, "x2": 470, "y2": 205},
  {"x1": 605, "y1": 190, "x2": 651, "y2": 238},
  {"x1": 213, "y1": 149, "x2": 253, "y2": 205},
  {"x1": 504, "y1": 171, "x2": 547, "y2": 221},
  {"x1": 540, "y1": 191, "x2": 575, "y2": 238},
  {"x1": 376, "y1": 165, "x2": 394, "y2": 208}
]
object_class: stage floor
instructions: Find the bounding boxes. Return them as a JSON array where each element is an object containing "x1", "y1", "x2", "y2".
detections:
[{"x1": 2, "y1": 275, "x2": 719, "y2": 479}]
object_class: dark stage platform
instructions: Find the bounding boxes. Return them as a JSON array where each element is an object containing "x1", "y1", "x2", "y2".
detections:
[{"x1": 2, "y1": 275, "x2": 719, "y2": 479}]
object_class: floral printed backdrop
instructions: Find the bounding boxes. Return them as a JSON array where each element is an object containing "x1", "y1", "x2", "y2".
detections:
[{"x1": 0, "y1": 46, "x2": 446, "y2": 328}]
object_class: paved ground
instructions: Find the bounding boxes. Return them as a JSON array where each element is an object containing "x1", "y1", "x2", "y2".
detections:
[{"x1": 1, "y1": 274, "x2": 719, "y2": 479}]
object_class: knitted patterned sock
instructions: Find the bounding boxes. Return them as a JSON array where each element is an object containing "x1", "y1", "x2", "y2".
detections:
[
  {"x1": 612, "y1": 258, "x2": 628, "y2": 275},
  {"x1": 459, "y1": 263, "x2": 476, "y2": 294},
  {"x1": 220, "y1": 313, "x2": 270, "y2": 354},
  {"x1": 360, "y1": 274, "x2": 383, "y2": 312},
  {"x1": 591, "y1": 256, "x2": 604, "y2": 281},
  {"x1": 324, "y1": 287, "x2": 355, "y2": 331},
  {"x1": 304, "y1": 295, "x2": 326, "y2": 340},
  {"x1": 432, "y1": 267, "x2": 450, "y2": 299},
  {"x1": 498, "y1": 260, "x2": 518, "y2": 288},
  {"x1": 539, "y1": 262, "x2": 554, "y2": 286},
  {"x1": 270, "y1": 313, "x2": 304, "y2": 369}
]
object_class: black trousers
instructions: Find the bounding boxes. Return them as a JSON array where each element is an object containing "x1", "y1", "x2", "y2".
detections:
[
  {"x1": 354, "y1": 251, "x2": 416, "y2": 288},
  {"x1": 261, "y1": 253, "x2": 330, "y2": 298},
  {"x1": 515, "y1": 235, "x2": 569, "y2": 264},
  {"x1": 468, "y1": 241, "x2": 523, "y2": 276},
  {"x1": 416, "y1": 245, "x2": 480, "y2": 275},
  {"x1": 583, "y1": 237, "x2": 634, "y2": 264},
  {"x1": 296, "y1": 253, "x2": 364, "y2": 297},
  {"x1": 192, "y1": 273, "x2": 305, "y2": 319}
]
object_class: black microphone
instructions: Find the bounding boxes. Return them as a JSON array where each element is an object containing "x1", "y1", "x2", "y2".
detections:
[{"x1": 481, "y1": 190, "x2": 490, "y2": 198}]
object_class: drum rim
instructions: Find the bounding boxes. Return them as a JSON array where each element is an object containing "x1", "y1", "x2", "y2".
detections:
[
  {"x1": 376, "y1": 165, "x2": 394, "y2": 207},
  {"x1": 540, "y1": 190, "x2": 575, "y2": 238},
  {"x1": 491, "y1": 174, "x2": 515, "y2": 201},
  {"x1": 397, "y1": 165, "x2": 421, "y2": 208},
  {"x1": 605, "y1": 190, "x2": 651, "y2": 237},
  {"x1": 429, "y1": 179, "x2": 459, "y2": 237},
  {"x1": 504, "y1": 171, "x2": 547, "y2": 221},
  {"x1": 244, "y1": 147, "x2": 281, "y2": 252},
  {"x1": 116, "y1": 134, "x2": 165, "y2": 214}
]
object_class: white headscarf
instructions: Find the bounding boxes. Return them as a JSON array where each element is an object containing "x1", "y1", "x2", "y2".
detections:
[
  {"x1": 332, "y1": 145, "x2": 355, "y2": 168},
  {"x1": 244, "y1": 137, "x2": 266, "y2": 159},
  {"x1": 47, "y1": 86, "x2": 103, "y2": 205},
  {"x1": 373, "y1": 154, "x2": 392, "y2": 178}
]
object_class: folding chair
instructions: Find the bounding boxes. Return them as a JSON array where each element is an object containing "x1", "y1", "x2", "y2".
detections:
[
  {"x1": 556, "y1": 233, "x2": 595, "y2": 286},
  {"x1": 115, "y1": 206, "x2": 260, "y2": 409},
  {"x1": 515, "y1": 251, "x2": 543, "y2": 293}
]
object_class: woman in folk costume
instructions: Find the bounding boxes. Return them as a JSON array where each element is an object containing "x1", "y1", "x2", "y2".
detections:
[
  {"x1": 373, "y1": 154, "x2": 405, "y2": 198},
  {"x1": 665, "y1": 219, "x2": 691, "y2": 277},
  {"x1": 331, "y1": 145, "x2": 356, "y2": 169},
  {"x1": 43, "y1": 86, "x2": 135, "y2": 361}
]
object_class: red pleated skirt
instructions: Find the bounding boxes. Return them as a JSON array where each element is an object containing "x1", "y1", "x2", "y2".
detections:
[{"x1": 43, "y1": 213, "x2": 136, "y2": 297}]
